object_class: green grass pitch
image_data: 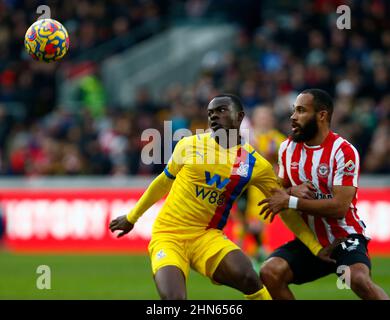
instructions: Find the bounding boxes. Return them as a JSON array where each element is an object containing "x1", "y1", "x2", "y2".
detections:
[{"x1": 1, "y1": 250, "x2": 389, "y2": 299}]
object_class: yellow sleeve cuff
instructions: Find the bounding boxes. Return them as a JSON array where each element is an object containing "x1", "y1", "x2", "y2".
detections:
[
  {"x1": 126, "y1": 211, "x2": 138, "y2": 224},
  {"x1": 310, "y1": 242, "x2": 323, "y2": 256}
]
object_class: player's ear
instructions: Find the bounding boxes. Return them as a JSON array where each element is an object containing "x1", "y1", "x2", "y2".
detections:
[{"x1": 318, "y1": 110, "x2": 328, "y2": 122}]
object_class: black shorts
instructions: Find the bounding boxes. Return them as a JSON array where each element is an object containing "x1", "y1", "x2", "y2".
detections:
[{"x1": 268, "y1": 234, "x2": 371, "y2": 285}]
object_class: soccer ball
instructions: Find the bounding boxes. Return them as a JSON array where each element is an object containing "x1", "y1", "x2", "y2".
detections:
[{"x1": 24, "y1": 18, "x2": 69, "y2": 62}]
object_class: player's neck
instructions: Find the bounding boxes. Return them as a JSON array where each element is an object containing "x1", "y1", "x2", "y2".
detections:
[{"x1": 304, "y1": 127, "x2": 330, "y2": 147}]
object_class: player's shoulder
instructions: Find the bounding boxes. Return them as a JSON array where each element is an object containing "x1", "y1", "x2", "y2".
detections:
[
  {"x1": 279, "y1": 136, "x2": 294, "y2": 151},
  {"x1": 331, "y1": 132, "x2": 359, "y2": 156},
  {"x1": 195, "y1": 131, "x2": 213, "y2": 142},
  {"x1": 242, "y1": 143, "x2": 258, "y2": 157},
  {"x1": 280, "y1": 137, "x2": 291, "y2": 147}
]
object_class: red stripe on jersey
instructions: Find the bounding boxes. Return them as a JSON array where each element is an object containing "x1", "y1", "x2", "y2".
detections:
[
  {"x1": 206, "y1": 148, "x2": 247, "y2": 229},
  {"x1": 314, "y1": 218, "x2": 330, "y2": 246}
]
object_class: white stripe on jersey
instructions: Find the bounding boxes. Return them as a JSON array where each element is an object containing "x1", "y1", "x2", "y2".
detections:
[
  {"x1": 350, "y1": 144, "x2": 360, "y2": 186},
  {"x1": 323, "y1": 217, "x2": 335, "y2": 243},
  {"x1": 333, "y1": 147, "x2": 344, "y2": 185}
]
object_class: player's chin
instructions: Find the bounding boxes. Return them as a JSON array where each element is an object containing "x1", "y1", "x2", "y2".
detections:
[{"x1": 290, "y1": 131, "x2": 305, "y2": 142}]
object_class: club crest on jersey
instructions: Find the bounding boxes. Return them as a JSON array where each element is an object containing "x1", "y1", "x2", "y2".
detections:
[
  {"x1": 317, "y1": 163, "x2": 330, "y2": 178},
  {"x1": 237, "y1": 161, "x2": 249, "y2": 177}
]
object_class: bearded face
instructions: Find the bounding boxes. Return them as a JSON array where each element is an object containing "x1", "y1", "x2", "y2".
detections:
[{"x1": 291, "y1": 113, "x2": 319, "y2": 143}]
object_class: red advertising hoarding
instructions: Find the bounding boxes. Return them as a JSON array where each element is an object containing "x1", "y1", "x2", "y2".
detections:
[{"x1": 1, "y1": 188, "x2": 390, "y2": 255}]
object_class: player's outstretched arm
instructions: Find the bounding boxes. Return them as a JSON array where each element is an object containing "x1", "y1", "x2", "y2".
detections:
[
  {"x1": 279, "y1": 209, "x2": 339, "y2": 263},
  {"x1": 279, "y1": 209, "x2": 322, "y2": 255},
  {"x1": 109, "y1": 172, "x2": 173, "y2": 238}
]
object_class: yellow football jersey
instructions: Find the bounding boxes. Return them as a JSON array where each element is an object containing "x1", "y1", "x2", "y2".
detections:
[{"x1": 152, "y1": 132, "x2": 280, "y2": 237}]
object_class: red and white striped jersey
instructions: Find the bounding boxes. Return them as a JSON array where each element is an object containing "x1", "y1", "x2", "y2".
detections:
[{"x1": 278, "y1": 130, "x2": 367, "y2": 247}]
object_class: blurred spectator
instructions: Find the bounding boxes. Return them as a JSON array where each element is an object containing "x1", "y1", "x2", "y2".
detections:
[{"x1": 78, "y1": 73, "x2": 107, "y2": 119}]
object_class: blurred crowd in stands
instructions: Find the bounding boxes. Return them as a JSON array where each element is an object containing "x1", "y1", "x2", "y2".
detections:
[{"x1": 0, "y1": 0, "x2": 389, "y2": 176}]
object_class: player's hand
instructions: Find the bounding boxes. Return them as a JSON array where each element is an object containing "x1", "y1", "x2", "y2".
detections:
[
  {"x1": 258, "y1": 188, "x2": 290, "y2": 222},
  {"x1": 290, "y1": 182, "x2": 316, "y2": 199},
  {"x1": 316, "y1": 238, "x2": 347, "y2": 263},
  {"x1": 109, "y1": 214, "x2": 134, "y2": 238}
]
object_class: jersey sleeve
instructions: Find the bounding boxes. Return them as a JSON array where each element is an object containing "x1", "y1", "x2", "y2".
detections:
[
  {"x1": 277, "y1": 139, "x2": 289, "y2": 182},
  {"x1": 164, "y1": 137, "x2": 189, "y2": 179},
  {"x1": 126, "y1": 171, "x2": 173, "y2": 224},
  {"x1": 333, "y1": 143, "x2": 360, "y2": 187}
]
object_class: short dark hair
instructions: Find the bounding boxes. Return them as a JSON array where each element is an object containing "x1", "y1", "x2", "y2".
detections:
[
  {"x1": 213, "y1": 94, "x2": 244, "y2": 112},
  {"x1": 301, "y1": 88, "x2": 334, "y2": 122}
]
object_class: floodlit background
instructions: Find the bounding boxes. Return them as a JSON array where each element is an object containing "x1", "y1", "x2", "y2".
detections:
[{"x1": 0, "y1": 0, "x2": 389, "y2": 299}]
